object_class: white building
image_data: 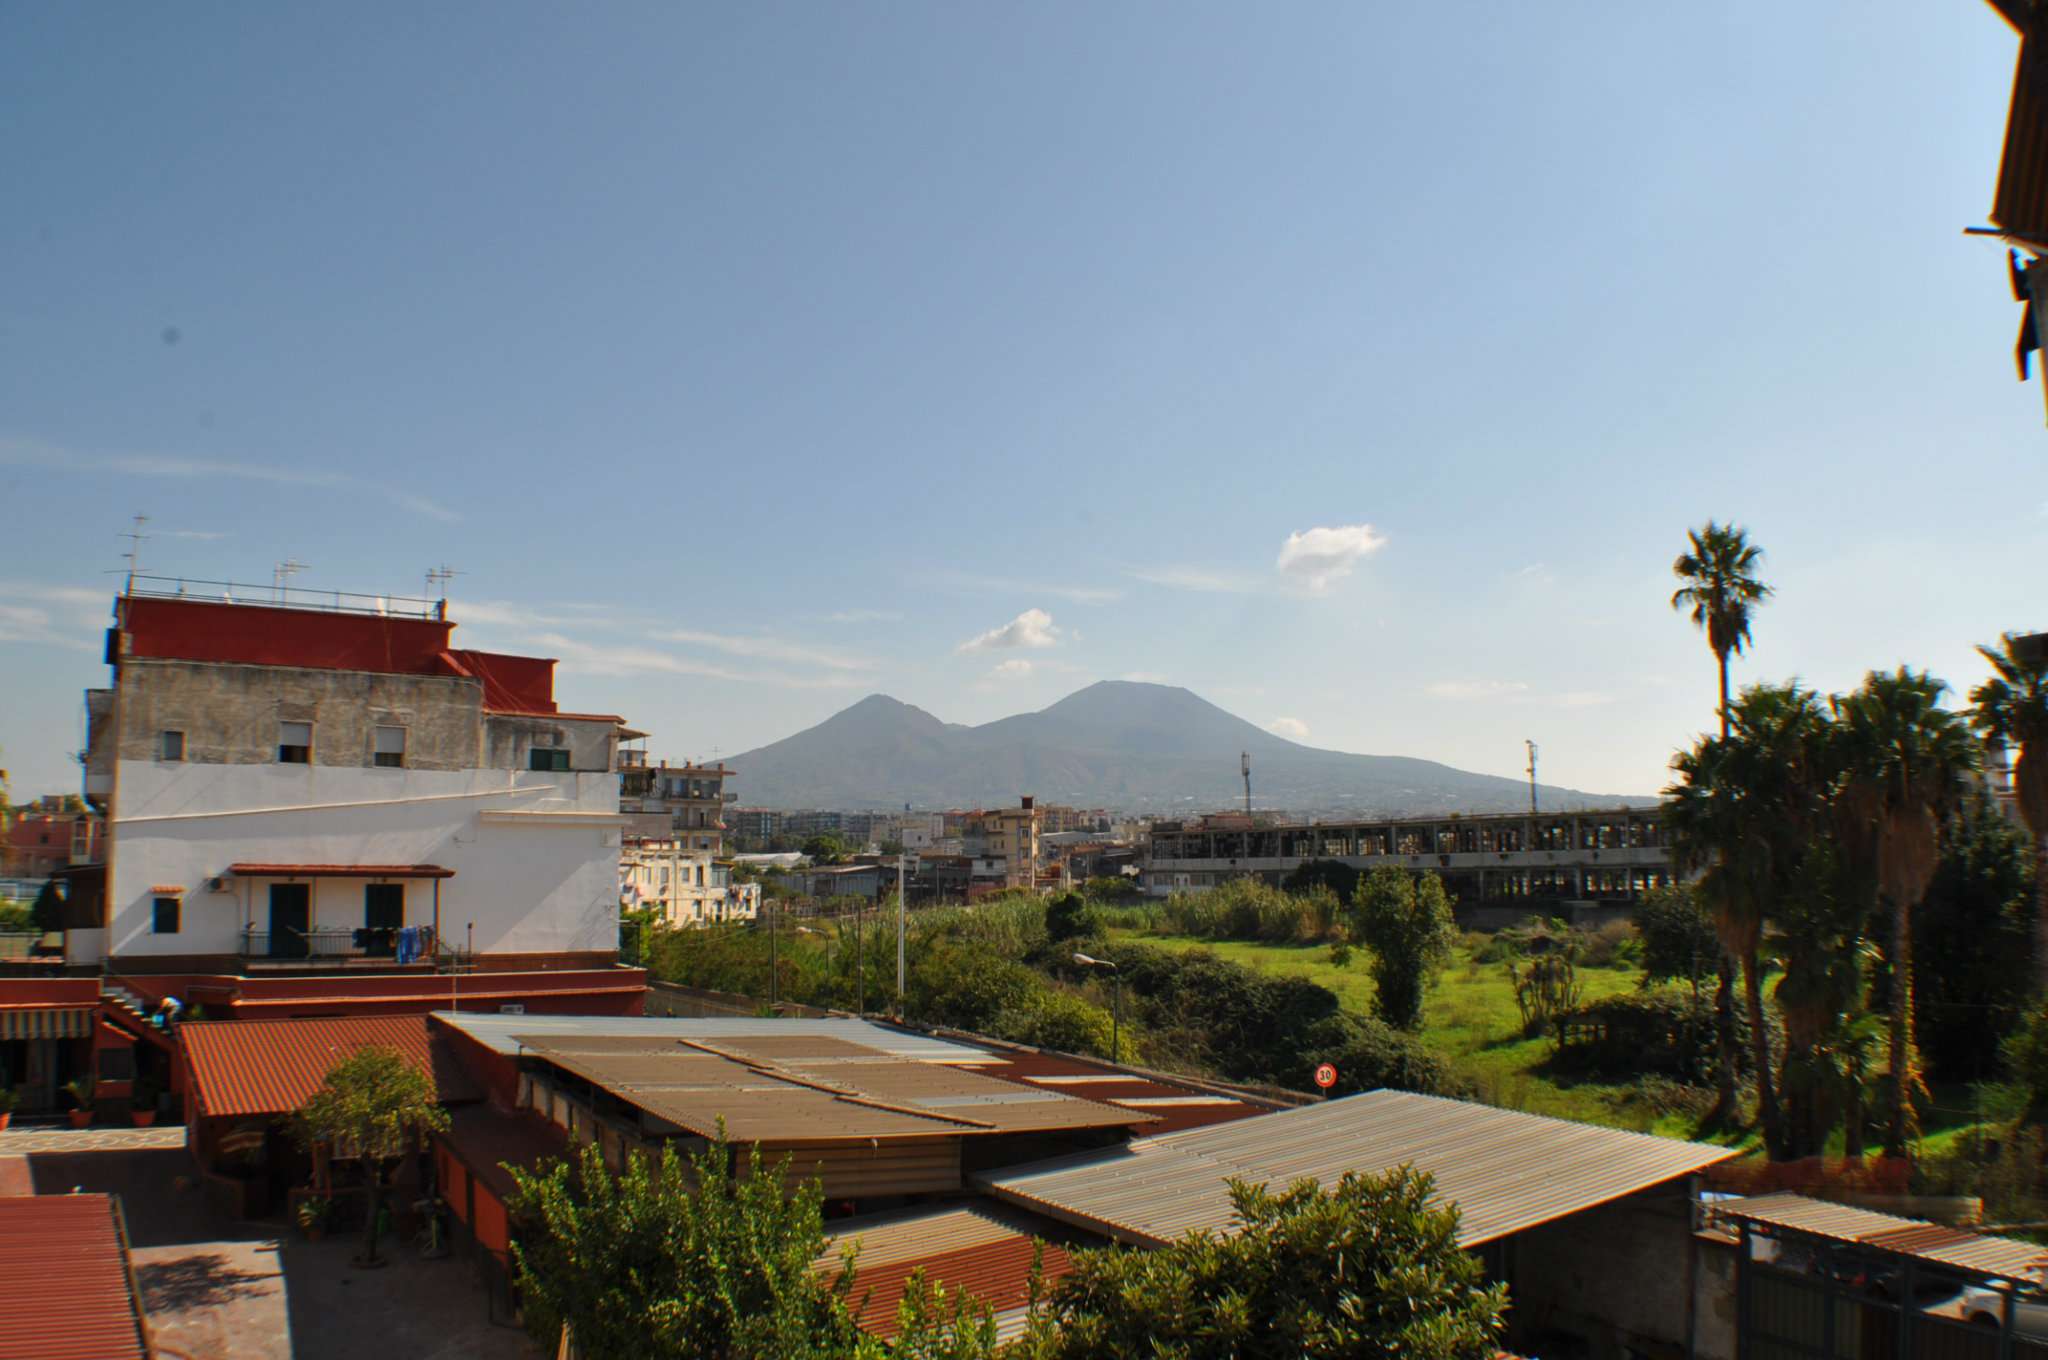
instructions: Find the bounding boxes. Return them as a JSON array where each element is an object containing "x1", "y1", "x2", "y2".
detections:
[
  {"x1": 81, "y1": 584, "x2": 633, "y2": 971},
  {"x1": 618, "y1": 837, "x2": 760, "y2": 926}
]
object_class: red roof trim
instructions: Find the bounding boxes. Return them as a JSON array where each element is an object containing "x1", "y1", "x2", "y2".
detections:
[
  {"x1": 484, "y1": 709, "x2": 627, "y2": 723},
  {"x1": 228, "y1": 863, "x2": 455, "y2": 879}
]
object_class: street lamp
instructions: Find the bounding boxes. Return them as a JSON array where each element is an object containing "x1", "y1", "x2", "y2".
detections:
[{"x1": 1073, "y1": 953, "x2": 1120, "y2": 1061}]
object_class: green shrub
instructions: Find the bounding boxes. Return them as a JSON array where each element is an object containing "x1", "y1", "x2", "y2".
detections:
[
  {"x1": 991, "y1": 988, "x2": 1116, "y2": 1058},
  {"x1": 1045, "y1": 893, "x2": 1103, "y2": 943},
  {"x1": 1551, "y1": 991, "x2": 1724, "y2": 1083},
  {"x1": 1507, "y1": 954, "x2": 1582, "y2": 1038},
  {"x1": 1350, "y1": 868, "x2": 1457, "y2": 1031},
  {"x1": 1578, "y1": 919, "x2": 1641, "y2": 969}
]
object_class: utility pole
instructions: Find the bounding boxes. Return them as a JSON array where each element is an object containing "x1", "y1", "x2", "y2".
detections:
[
  {"x1": 895, "y1": 852, "x2": 907, "y2": 1007},
  {"x1": 1241, "y1": 752, "x2": 1251, "y2": 816},
  {"x1": 1525, "y1": 740, "x2": 1539, "y2": 817},
  {"x1": 120, "y1": 515, "x2": 150, "y2": 592}
]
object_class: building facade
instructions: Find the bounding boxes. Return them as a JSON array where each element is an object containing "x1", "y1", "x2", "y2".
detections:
[
  {"x1": 619, "y1": 837, "x2": 760, "y2": 926},
  {"x1": 1, "y1": 798, "x2": 104, "y2": 880},
  {"x1": 81, "y1": 586, "x2": 632, "y2": 972},
  {"x1": 619, "y1": 760, "x2": 732, "y2": 855}
]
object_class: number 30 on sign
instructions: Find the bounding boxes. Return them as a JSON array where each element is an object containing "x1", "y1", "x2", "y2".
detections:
[{"x1": 1313, "y1": 1062, "x2": 1337, "y2": 1090}]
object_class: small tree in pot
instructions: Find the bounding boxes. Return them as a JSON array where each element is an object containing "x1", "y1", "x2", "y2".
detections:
[
  {"x1": 294, "y1": 1046, "x2": 448, "y2": 1269},
  {"x1": 63, "y1": 1076, "x2": 95, "y2": 1128}
]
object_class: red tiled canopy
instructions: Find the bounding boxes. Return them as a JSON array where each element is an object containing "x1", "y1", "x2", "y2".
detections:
[{"x1": 227, "y1": 863, "x2": 454, "y2": 879}]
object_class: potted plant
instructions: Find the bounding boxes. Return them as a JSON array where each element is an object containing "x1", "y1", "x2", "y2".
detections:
[
  {"x1": 62, "y1": 1076, "x2": 95, "y2": 1129},
  {"x1": 295, "y1": 1195, "x2": 332, "y2": 1242},
  {"x1": 0, "y1": 1087, "x2": 16, "y2": 1132},
  {"x1": 129, "y1": 1079, "x2": 158, "y2": 1128}
]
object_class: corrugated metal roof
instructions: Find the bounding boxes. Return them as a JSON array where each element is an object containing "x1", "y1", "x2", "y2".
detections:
[
  {"x1": 441, "y1": 1105, "x2": 568, "y2": 1204},
  {"x1": 820, "y1": 1202, "x2": 1075, "y2": 1341},
  {"x1": 977, "y1": 1090, "x2": 1738, "y2": 1248},
  {"x1": 1714, "y1": 1192, "x2": 2048, "y2": 1280},
  {"x1": 770, "y1": 1058, "x2": 1153, "y2": 1135},
  {"x1": 435, "y1": 1012, "x2": 985, "y2": 1061},
  {"x1": 955, "y1": 1048, "x2": 1272, "y2": 1136},
  {"x1": 184, "y1": 1014, "x2": 481, "y2": 1119},
  {"x1": 0, "y1": 1194, "x2": 149, "y2": 1360}
]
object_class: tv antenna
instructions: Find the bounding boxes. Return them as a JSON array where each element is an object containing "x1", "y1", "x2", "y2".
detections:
[
  {"x1": 1241, "y1": 751, "x2": 1252, "y2": 816},
  {"x1": 1525, "y1": 740, "x2": 1539, "y2": 817},
  {"x1": 119, "y1": 515, "x2": 150, "y2": 592},
  {"x1": 272, "y1": 559, "x2": 309, "y2": 601},
  {"x1": 425, "y1": 564, "x2": 462, "y2": 603}
]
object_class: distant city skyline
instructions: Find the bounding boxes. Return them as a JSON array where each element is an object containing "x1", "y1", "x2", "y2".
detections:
[{"x1": 4, "y1": 4, "x2": 2044, "y2": 800}]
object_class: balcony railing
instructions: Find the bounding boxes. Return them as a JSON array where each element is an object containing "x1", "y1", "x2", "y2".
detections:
[{"x1": 237, "y1": 925, "x2": 438, "y2": 963}]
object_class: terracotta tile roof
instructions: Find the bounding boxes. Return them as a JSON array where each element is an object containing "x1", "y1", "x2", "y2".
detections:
[
  {"x1": 0, "y1": 1194, "x2": 149, "y2": 1360},
  {"x1": 183, "y1": 1014, "x2": 481, "y2": 1119}
]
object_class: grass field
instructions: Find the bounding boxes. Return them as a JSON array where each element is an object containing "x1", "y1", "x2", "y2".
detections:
[{"x1": 1109, "y1": 929, "x2": 1744, "y2": 1141}]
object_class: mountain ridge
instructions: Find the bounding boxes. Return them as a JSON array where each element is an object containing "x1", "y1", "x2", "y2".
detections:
[{"x1": 722, "y1": 680, "x2": 1645, "y2": 816}]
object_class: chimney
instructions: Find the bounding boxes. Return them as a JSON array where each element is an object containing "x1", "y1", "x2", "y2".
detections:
[{"x1": 1021, "y1": 795, "x2": 1034, "y2": 811}]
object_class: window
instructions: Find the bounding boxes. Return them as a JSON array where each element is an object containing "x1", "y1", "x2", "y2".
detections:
[
  {"x1": 363, "y1": 883, "x2": 403, "y2": 957},
  {"x1": 151, "y1": 895, "x2": 180, "y2": 934},
  {"x1": 159, "y1": 730, "x2": 185, "y2": 762},
  {"x1": 278, "y1": 721, "x2": 313, "y2": 764},
  {"x1": 373, "y1": 726, "x2": 406, "y2": 768},
  {"x1": 529, "y1": 747, "x2": 570, "y2": 772}
]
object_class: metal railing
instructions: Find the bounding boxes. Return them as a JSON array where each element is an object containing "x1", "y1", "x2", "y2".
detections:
[
  {"x1": 236, "y1": 925, "x2": 438, "y2": 962},
  {"x1": 124, "y1": 575, "x2": 447, "y2": 621}
]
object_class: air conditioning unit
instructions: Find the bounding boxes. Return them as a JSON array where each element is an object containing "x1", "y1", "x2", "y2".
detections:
[
  {"x1": 499, "y1": 1003, "x2": 526, "y2": 1015},
  {"x1": 206, "y1": 876, "x2": 231, "y2": 894}
]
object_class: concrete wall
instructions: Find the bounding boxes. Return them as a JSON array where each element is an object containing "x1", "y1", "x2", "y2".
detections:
[
  {"x1": 482, "y1": 715, "x2": 615, "y2": 774},
  {"x1": 1509, "y1": 1181, "x2": 1702, "y2": 1358},
  {"x1": 115, "y1": 658, "x2": 485, "y2": 770},
  {"x1": 107, "y1": 760, "x2": 623, "y2": 962}
]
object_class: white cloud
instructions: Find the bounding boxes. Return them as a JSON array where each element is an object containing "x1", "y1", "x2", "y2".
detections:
[
  {"x1": 1121, "y1": 671, "x2": 1170, "y2": 684},
  {"x1": 1, "y1": 436, "x2": 461, "y2": 522},
  {"x1": 824, "y1": 609, "x2": 902, "y2": 624},
  {"x1": 1275, "y1": 523, "x2": 1387, "y2": 593},
  {"x1": 656, "y1": 628, "x2": 876, "y2": 672},
  {"x1": 942, "y1": 573, "x2": 1122, "y2": 605},
  {"x1": 1427, "y1": 680, "x2": 1531, "y2": 700},
  {"x1": 956, "y1": 608, "x2": 1061, "y2": 654},
  {"x1": 0, "y1": 582, "x2": 107, "y2": 652},
  {"x1": 1128, "y1": 565, "x2": 1260, "y2": 595},
  {"x1": 163, "y1": 529, "x2": 227, "y2": 541},
  {"x1": 990, "y1": 659, "x2": 1034, "y2": 678},
  {"x1": 1266, "y1": 717, "x2": 1310, "y2": 740},
  {"x1": 533, "y1": 632, "x2": 863, "y2": 691}
]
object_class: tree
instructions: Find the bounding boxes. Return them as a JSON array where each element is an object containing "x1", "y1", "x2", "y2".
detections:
[
  {"x1": 1970, "y1": 632, "x2": 2048, "y2": 996},
  {"x1": 1669, "y1": 520, "x2": 1773, "y2": 1128},
  {"x1": 802, "y1": 834, "x2": 849, "y2": 865},
  {"x1": 1011, "y1": 1167, "x2": 1508, "y2": 1360},
  {"x1": 1665, "y1": 682, "x2": 1831, "y2": 1155},
  {"x1": 1044, "y1": 893, "x2": 1102, "y2": 943},
  {"x1": 1350, "y1": 867, "x2": 1457, "y2": 1031},
  {"x1": 510, "y1": 1134, "x2": 996, "y2": 1360},
  {"x1": 294, "y1": 1046, "x2": 450, "y2": 1268},
  {"x1": 1632, "y1": 884, "x2": 1718, "y2": 1003},
  {"x1": 1913, "y1": 796, "x2": 2037, "y2": 1083},
  {"x1": 1282, "y1": 860, "x2": 1361, "y2": 906},
  {"x1": 1832, "y1": 667, "x2": 1979, "y2": 1157}
]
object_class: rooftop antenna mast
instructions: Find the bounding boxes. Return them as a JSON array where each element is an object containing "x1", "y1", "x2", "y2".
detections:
[
  {"x1": 120, "y1": 515, "x2": 150, "y2": 593},
  {"x1": 1525, "y1": 740, "x2": 1539, "y2": 817},
  {"x1": 425, "y1": 565, "x2": 462, "y2": 620},
  {"x1": 1241, "y1": 751, "x2": 1252, "y2": 816},
  {"x1": 272, "y1": 558, "x2": 309, "y2": 602}
]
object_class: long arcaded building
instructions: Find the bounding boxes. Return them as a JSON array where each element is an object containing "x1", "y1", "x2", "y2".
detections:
[{"x1": 1141, "y1": 805, "x2": 1675, "y2": 914}]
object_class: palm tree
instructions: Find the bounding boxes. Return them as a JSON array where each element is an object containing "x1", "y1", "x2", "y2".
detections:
[
  {"x1": 1670, "y1": 524, "x2": 1772, "y2": 1130},
  {"x1": 1833, "y1": 668, "x2": 1979, "y2": 1158},
  {"x1": 1969, "y1": 634, "x2": 2048, "y2": 996},
  {"x1": 1672, "y1": 522, "x2": 1773, "y2": 740},
  {"x1": 1665, "y1": 683, "x2": 1829, "y2": 1157}
]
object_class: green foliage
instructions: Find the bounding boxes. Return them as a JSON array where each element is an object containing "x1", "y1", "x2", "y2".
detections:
[
  {"x1": 1044, "y1": 893, "x2": 1102, "y2": 943},
  {"x1": 0, "y1": 900, "x2": 33, "y2": 934},
  {"x1": 294, "y1": 1045, "x2": 450, "y2": 1266},
  {"x1": 1012, "y1": 1167, "x2": 1507, "y2": 1360},
  {"x1": 1914, "y1": 797, "x2": 2037, "y2": 1083},
  {"x1": 907, "y1": 946, "x2": 1043, "y2": 1033},
  {"x1": 988, "y1": 987, "x2": 1117, "y2": 1058},
  {"x1": 510, "y1": 1134, "x2": 999, "y2": 1360},
  {"x1": 1350, "y1": 868, "x2": 1457, "y2": 1031},
  {"x1": 1082, "y1": 876, "x2": 1142, "y2": 903},
  {"x1": 2002, "y1": 1006, "x2": 2048, "y2": 1117},
  {"x1": 1160, "y1": 878, "x2": 1340, "y2": 945},
  {"x1": 30, "y1": 879, "x2": 66, "y2": 934},
  {"x1": 1506, "y1": 955, "x2": 1582, "y2": 1038},
  {"x1": 1632, "y1": 885, "x2": 1718, "y2": 995},
  {"x1": 1282, "y1": 859, "x2": 1361, "y2": 906},
  {"x1": 1551, "y1": 991, "x2": 1727, "y2": 1084},
  {"x1": 801, "y1": 833, "x2": 849, "y2": 865}
]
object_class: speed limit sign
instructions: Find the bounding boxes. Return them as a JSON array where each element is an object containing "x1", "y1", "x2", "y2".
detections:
[{"x1": 1313, "y1": 1062, "x2": 1338, "y2": 1090}]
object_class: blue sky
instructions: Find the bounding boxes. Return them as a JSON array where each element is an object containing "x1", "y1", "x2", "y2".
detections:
[{"x1": 3, "y1": 3, "x2": 2043, "y2": 803}]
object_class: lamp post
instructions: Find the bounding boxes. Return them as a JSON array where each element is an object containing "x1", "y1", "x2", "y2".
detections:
[
  {"x1": 768, "y1": 900, "x2": 778, "y2": 1008},
  {"x1": 1073, "y1": 953, "x2": 1120, "y2": 1060}
]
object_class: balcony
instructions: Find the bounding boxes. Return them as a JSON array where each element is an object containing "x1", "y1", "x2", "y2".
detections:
[{"x1": 236, "y1": 925, "x2": 439, "y2": 965}]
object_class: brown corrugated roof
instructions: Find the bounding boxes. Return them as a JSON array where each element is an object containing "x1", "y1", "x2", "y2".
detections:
[
  {"x1": 977, "y1": 1090, "x2": 1738, "y2": 1249},
  {"x1": 951, "y1": 1047, "x2": 1272, "y2": 1136},
  {"x1": 775, "y1": 1057, "x2": 1154, "y2": 1135},
  {"x1": 1714, "y1": 1192, "x2": 2048, "y2": 1280},
  {"x1": 184, "y1": 1014, "x2": 481, "y2": 1119},
  {"x1": 820, "y1": 1203, "x2": 1074, "y2": 1341},
  {"x1": 0, "y1": 1194, "x2": 149, "y2": 1360}
]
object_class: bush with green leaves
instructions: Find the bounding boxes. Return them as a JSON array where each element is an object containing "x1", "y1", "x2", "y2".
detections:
[
  {"x1": 1011, "y1": 1167, "x2": 1507, "y2": 1360},
  {"x1": 1550, "y1": 991, "x2": 1727, "y2": 1083},
  {"x1": 1632, "y1": 886, "x2": 1718, "y2": 997},
  {"x1": 1350, "y1": 868, "x2": 1458, "y2": 1031},
  {"x1": 294, "y1": 1045, "x2": 450, "y2": 1267},
  {"x1": 1915, "y1": 796, "x2": 2037, "y2": 1083},
  {"x1": 511, "y1": 1135, "x2": 999, "y2": 1360},
  {"x1": 1044, "y1": 893, "x2": 1102, "y2": 943}
]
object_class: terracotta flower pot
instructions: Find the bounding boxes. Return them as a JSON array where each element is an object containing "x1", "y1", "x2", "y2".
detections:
[
  {"x1": 130, "y1": 1110, "x2": 156, "y2": 1128},
  {"x1": 68, "y1": 1109, "x2": 91, "y2": 1129},
  {"x1": 0, "y1": 1112, "x2": 11, "y2": 1132}
]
